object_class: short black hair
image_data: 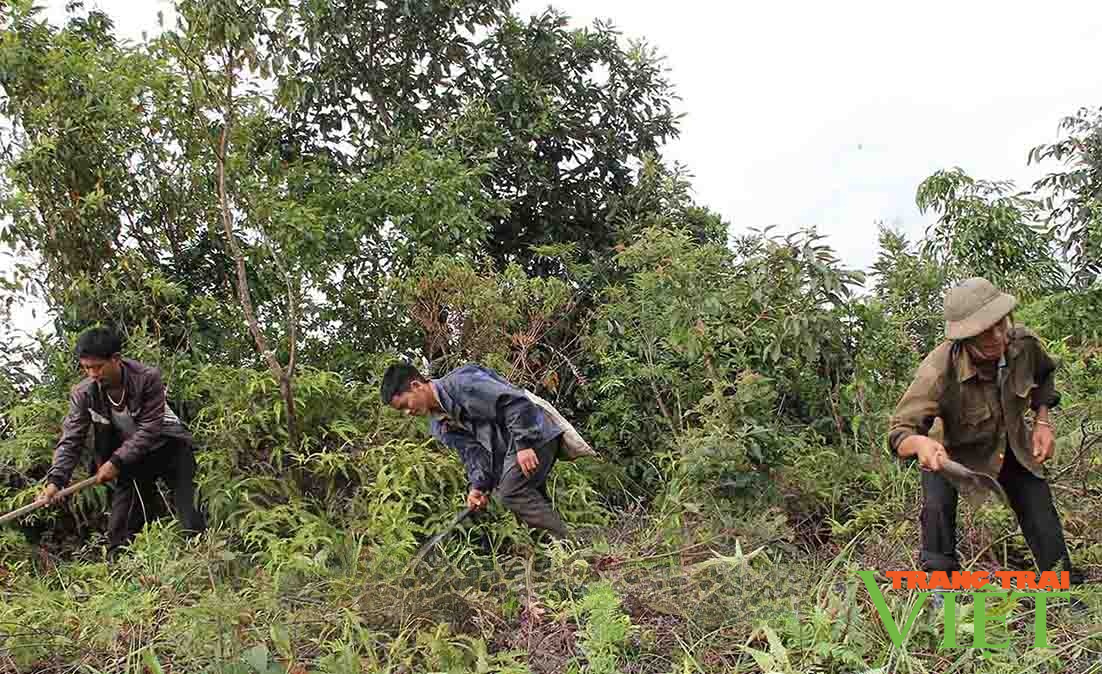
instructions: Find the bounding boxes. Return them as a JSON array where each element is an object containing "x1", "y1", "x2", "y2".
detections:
[
  {"x1": 75, "y1": 326, "x2": 123, "y2": 360},
  {"x1": 380, "y1": 362, "x2": 426, "y2": 404}
]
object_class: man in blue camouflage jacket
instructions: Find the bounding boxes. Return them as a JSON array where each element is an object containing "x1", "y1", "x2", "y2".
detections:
[{"x1": 380, "y1": 361, "x2": 568, "y2": 539}]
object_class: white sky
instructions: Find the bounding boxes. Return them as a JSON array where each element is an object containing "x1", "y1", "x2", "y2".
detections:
[
  {"x1": 10, "y1": 0, "x2": 1102, "y2": 335},
  {"x1": 510, "y1": 0, "x2": 1102, "y2": 270}
]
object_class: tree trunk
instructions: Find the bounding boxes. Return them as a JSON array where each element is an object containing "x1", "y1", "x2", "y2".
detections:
[{"x1": 214, "y1": 54, "x2": 301, "y2": 450}]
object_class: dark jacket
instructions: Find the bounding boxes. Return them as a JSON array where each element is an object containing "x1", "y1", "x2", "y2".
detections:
[
  {"x1": 888, "y1": 326, "x2": 1060, "y2": 482},
  {"x1": 428, "y1": 364, "x2": 563, "y2": 492},
  {"x1": 46, "y1": 358, "x2": 192, "y2": 488}
]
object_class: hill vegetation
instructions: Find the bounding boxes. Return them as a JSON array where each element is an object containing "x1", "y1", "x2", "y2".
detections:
[{"x1": 1, "y1": 2, "x2": 1102, "y2": 672}]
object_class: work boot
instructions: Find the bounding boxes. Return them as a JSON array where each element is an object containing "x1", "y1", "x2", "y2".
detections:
[
  {"x1": 929, "y1": 591, "x2": 946, "y2": 611},
  {"x1": 928, "y1": 591, "x2": 971, "y2": 611}
]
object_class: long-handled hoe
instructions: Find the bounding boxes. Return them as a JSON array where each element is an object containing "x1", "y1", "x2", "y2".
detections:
[
  {"x1": 0, "y1": 476, "x2": 100, "y2": 526},
  {"x1": 405, "y1": 506, "x2": 473, "y2": 573}
]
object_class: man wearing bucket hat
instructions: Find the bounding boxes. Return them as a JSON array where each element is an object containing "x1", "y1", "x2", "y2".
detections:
[{"x1": 888, "y1": 277, "x2": 1085, "y2": 589}]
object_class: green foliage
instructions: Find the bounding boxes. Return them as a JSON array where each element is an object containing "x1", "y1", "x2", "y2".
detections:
[
  {"x1": 588, "y1": 224, "x2": 862, "y2": 496},
  {"x1": 1016, "y1": 285, "x2": 1102, "y2": 347},
  {"x1": 841, "y1": 227, "x2": 950, "y2": 453},
  {"x1": 279, "y1": 0, "x2": 683, "y2": 272},
  {"x1": 916, "y1": 167, "x2": 1065, "y2": 299},
  {"x1": 4, "y1": 2, "x2": 1102, "y2": 673},
  {"x1": 571, "y1": 582, "x2": 635, "y2": 674},
  {"x1": 415, "y1": 624, "x2": 530, "y2": 674},
  {"x1": 394, "y1": 254, "x2": 580, "y2": 385},
  {"x1": 0, "y1": 2, "x2": 241, "y2": 352},
  {"x1": 1029, "y1": 106, "x2": 1102, "y2": 288},
  {"x1": 869, "y1": 226, "x2": 947, "y2": 356}
]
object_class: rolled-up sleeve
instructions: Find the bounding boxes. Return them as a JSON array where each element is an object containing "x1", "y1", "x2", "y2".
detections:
[
  {"x1": 887, "y1": 360, "x2": 945, "y2": 456},
  {"x1": 1029, "y1": 342, "x2": 1061, "y2": 410},
  {"x1": 431, "y1": 418, "x2": 494, "y2": 492}
]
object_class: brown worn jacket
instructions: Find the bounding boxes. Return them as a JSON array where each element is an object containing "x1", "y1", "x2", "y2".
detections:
[
  {"x1": 46, "y1": 358, "x2": 192, "y2": 488},
  {"x1": 888, "y1": 326, "x2": 1060, "y2": 483}
]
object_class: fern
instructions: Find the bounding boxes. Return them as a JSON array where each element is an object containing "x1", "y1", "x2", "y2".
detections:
[{"x1": 572, "y1": 582, "x2": 634, "y2": 674}]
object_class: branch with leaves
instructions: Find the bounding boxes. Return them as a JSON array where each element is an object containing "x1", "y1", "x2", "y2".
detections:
[{"x1": 168, "y1": 1, "x2": 303, "y2": 449}]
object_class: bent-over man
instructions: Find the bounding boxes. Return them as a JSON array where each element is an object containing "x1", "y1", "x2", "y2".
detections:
[
  {"x1": 381, "y1": 361, "x2": 572, "y2": 539},
  {"x1": 39, "y1": 327, "x2": 206, "y2": 554}
]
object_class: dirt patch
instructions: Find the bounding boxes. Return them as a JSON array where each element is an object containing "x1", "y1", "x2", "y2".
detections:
[
  {"x1": 494, "y1": 608, "x2": 577, "y2": 674},
  {"x1": 622, "y1": 591, "x2": 684, "y2": 652}
]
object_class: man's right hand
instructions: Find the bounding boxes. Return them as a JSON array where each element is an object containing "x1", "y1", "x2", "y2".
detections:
[
  {"x1": 466, "y1": 488, "x2": 489, "y2": 511},
  {"x1": 915, "y1": 438, "x2": 949, "y2": 472},
  {"x1": 39, "y1": 483, "x2": 61, "y2": 504}
]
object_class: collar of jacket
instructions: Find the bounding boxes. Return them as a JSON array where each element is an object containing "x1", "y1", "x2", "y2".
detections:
[
  {"x1": 430, "y1": 379, "x2": 455, "y2": 421},
  {"x1": 955, "y1": 341, "x2": 1018, "y2": 383},
  {"x1": 89, "y1": 358, "x2": 140, "y2": 408}
]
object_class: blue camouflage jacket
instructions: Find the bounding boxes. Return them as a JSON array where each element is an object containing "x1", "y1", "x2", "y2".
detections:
[{"x1": 429, "y1": 364, "x2": 563, "y2": 492}]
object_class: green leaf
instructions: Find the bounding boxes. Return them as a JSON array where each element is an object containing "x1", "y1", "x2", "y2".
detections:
[
  {"x1": 142, "y1": 648, "x2": 166, "y2": 674},
  {"x1": 763, "y1": 625, "x2": 790, "y2": 670},
  {"x1": 271, "y1": 624, "x2": 292, "y2": 655},
  {"x1": 243, "y1": 644, "x2": 270, "y2": 673},
  {"x1": 739, "y1": 646, "x2": 776, "y2": 673}
]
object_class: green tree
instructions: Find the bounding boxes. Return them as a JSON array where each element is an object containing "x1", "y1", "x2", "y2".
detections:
[
  {"x1": 0, "y1": 2, "x2": 242, "y2": 358},
  {"x1": 915, "y1": 167, "x2": 1065, "y2": 298},
  {"x1": 588, "y1": 223, "x2": 863, "y2": 479},
  {"x1": 278, "y1": 2, "x2": 682, "y2": 273},
  {"x1": 163, "y1": 0, "x2": 307, "y2": 447},
  {"x1": 869, "y1": 226, "x2": 947, "y2": 356},
  {"x1": 1029, "y1": 106, "x2": 1102, "y2": 288}
]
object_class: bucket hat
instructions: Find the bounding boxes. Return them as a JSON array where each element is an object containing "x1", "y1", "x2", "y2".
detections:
[{"x1": 944, "y1": 277, "x2": 1017, "y2": 341}]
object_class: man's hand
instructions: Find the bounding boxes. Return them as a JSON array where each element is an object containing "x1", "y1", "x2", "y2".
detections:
[
  {"x1": 95, "y1": 460, "x2": 120, "y2": 484},
  {"x1": 915, "y1": 438, "x2": 949, "y2": 472},
  {"x1": 39, "y1": 483, "x2": 61, "y2": 504},
  {"x1": 466, "y1": 488, "x2": 489, "y2": 511},
  {"x1": 517, "y1": 448, "x2": 539, "y2": 477},
  {"x1": 1033, "y1": 422, "x2": 1056, "y2": 464}
]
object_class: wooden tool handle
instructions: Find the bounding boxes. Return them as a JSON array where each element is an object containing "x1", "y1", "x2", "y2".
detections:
[{"x1": 0, "y1": 475, "x2": 100, "y2": 526}]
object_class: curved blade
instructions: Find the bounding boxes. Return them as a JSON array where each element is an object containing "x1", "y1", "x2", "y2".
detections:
[
  {"x1": 941, "y1": 458, "x2": 1009, "y2": 506},
  {"x1": 407, "y1": 507, "x2": 473, "y2": 572}
]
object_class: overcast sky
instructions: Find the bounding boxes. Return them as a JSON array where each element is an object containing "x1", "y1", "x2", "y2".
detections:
[
  {"x1": 12, "y1": 0, "x2": 1102, "y2": 335},
  {"x1": 509, "y1": 0, "x2": 1102, "y2": 270}
]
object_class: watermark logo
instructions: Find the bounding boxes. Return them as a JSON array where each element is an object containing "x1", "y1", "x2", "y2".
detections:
[{"x1": 857, "y1": 570, "x2": 1071, "y2": 650}]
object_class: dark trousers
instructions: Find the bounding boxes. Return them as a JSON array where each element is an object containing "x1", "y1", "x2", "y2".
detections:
[
  {"x1": 497, "y1": 435, "x2": 567, "y2": 539},
  {"x1": 920, "y1": 448, "x2": 1082, "y2": 583},
  {"x1": 105, "y1": 439, "x2": 206, "y2": 551}
]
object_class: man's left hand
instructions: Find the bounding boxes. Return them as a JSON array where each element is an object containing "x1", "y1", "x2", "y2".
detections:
[
  {"x1": 466, "y1": 488, "x2": 489, "y2": 511},
  {"x1": 517, "y1": 448, "x2": 539, "y2": 477},
  {"x1": 95, "y1": 460, "x2": 120, "y2": 484},
  {"x1": 1033, "y1": 423, "x2": 1056, "y2": 464}
]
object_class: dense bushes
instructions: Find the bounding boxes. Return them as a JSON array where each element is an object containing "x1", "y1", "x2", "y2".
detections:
[{"x1": 3, "y1": 1, "x2": 1102, "y2": 672}]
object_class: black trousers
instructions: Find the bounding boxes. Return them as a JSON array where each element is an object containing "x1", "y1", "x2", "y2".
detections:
[
  {"x1": 496, "y1": 435, "x2": 568, "y2": 539},
  {"x1": 105, "y1": 439, "x2": 206, "y2": 551},
  {"x1": 920, "y1": 448, "x2": 1082, "y2": 584}
]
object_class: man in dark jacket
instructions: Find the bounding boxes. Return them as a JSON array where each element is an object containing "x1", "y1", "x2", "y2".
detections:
[
  {"x1": 39, "y1": 327, "x2": 206, "y2": 553},
  {"x1": 889, "y1": 277, "x2": 1082, "y2": 589},
  {"x1": 381, "y1": 361, "x2": 568, "y2": 539}
]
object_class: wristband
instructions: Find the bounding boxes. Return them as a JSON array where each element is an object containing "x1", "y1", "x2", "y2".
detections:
[{"x1": 1034, "y1": 420, "x2": 1053, "y2": 428}]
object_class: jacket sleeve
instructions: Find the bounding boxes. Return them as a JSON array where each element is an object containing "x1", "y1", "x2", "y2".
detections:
[
  {"x1": 110, "y1": 368, "x2": 166, "y2": 466},
  {"x1": 431, "y1": 418, "x2": 494, "y2": 492},
  {"x1": 1029, "y1": 340, "x2": 1061, "y2": 410},
  {"x1": 458, "y1": 377, "x2": 547, "y2": 454},
  {"x1": 46, "y1": 386, "x2": 92, "y2": 488},
  {"x1": 887, "y1": 354, "x2": 946, "y2": 456}
]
